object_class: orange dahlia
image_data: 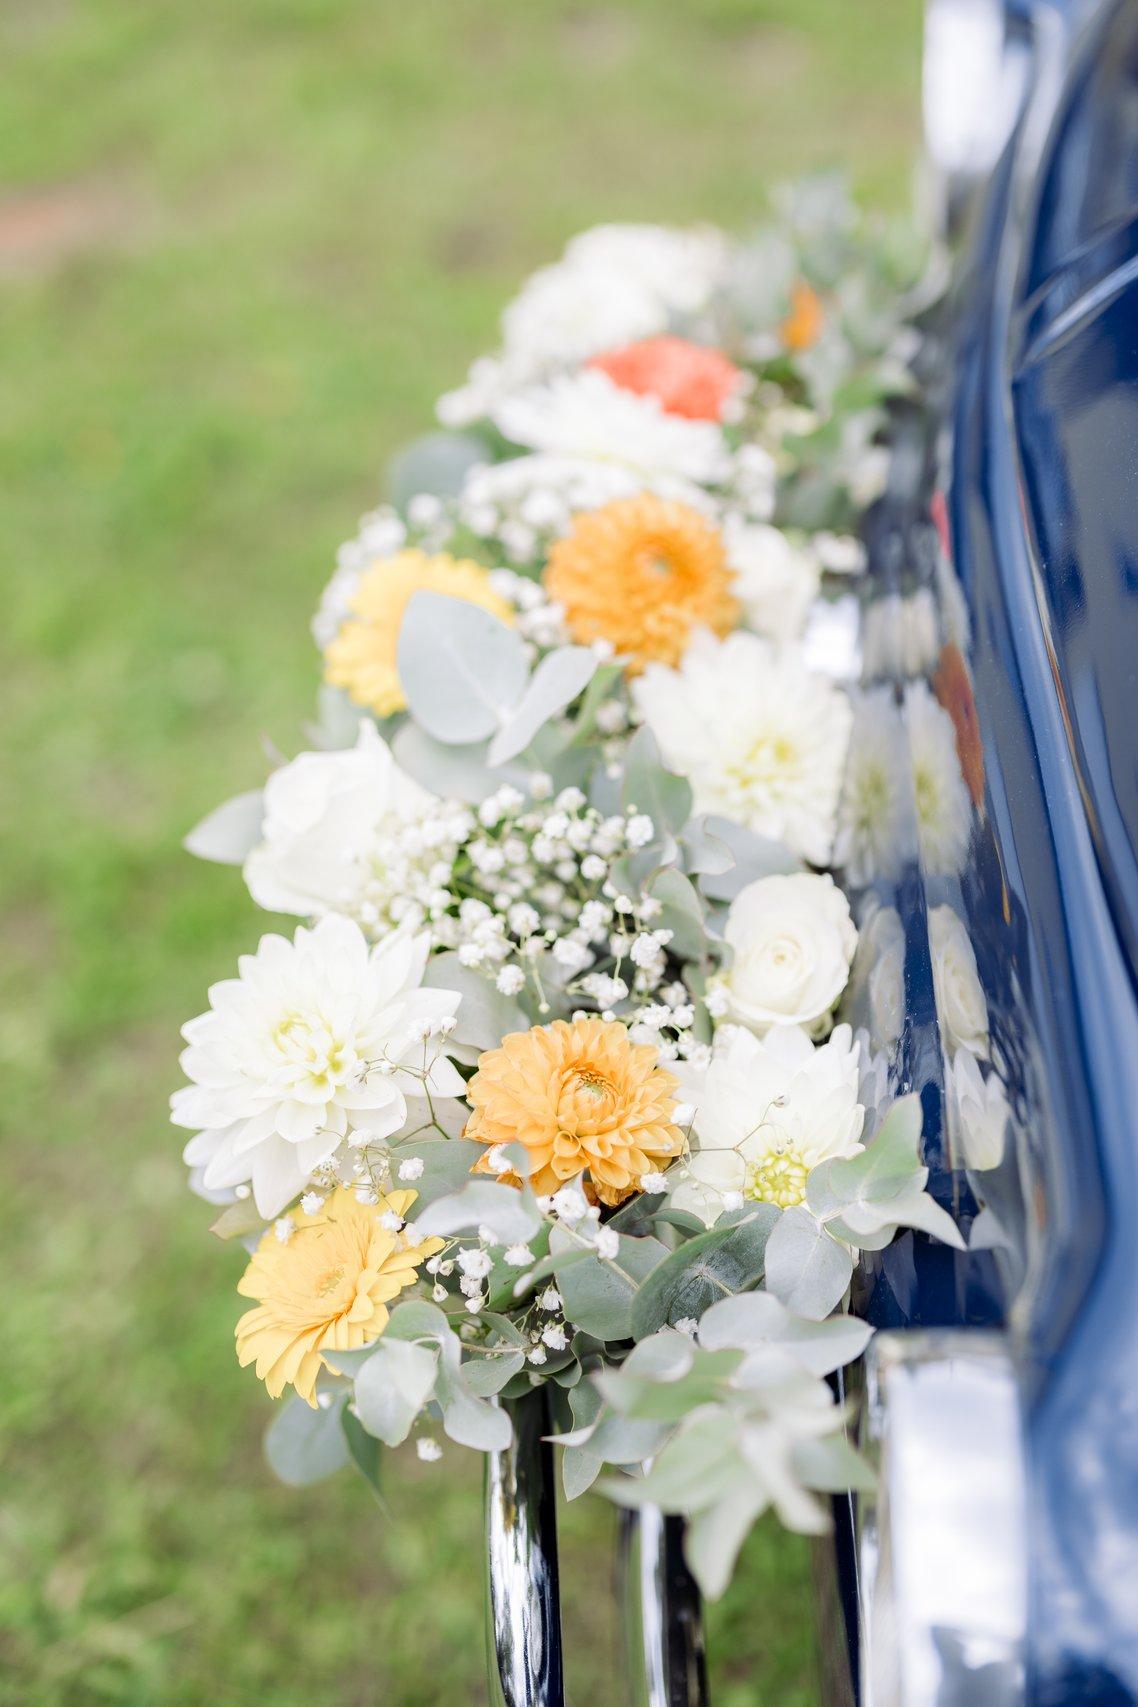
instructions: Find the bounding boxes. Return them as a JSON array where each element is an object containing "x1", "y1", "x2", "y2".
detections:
[
  {"x1": 587, "y1": 335, "x2": 743, "y2": 422},
  {"x1": 235, "y1": 1186, "x2": 443, "y2": 1404},
  {"x1": 466, "y1": 1017, "x2": 685, "y2": 1206},
  {"x1": 780, "y1": 280, "x2": 825, "y2": 353},
  {"x1": 544, "y1": 494, "x2": 739, "y2": 672}
]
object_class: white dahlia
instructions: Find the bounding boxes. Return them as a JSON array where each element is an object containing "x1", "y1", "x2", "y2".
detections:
[
  {"x1": 905, "y1": 681, "x2": 972, "y2": 877},
  {"x1": 724, "y1": 518, "x2": 820, "y2": 643},
  {"x1": 832, "y1": 688, "x2": 911, "y2": 886},
  {"x1": 632, "y1": 630, "x2": 852, "y2": 864},
  {"x1": 668, "y1": 1023, "x2": 864, "y2": 1225},
  {"x1": 492, "y1": 371, "x2": 731, "y2": 487},
  {"x1": 243, "y1": 722, "x2": 468, "y2": 938},
  {"x1": 172, "y1": 915, "x2": 464, "y2": 1217}
]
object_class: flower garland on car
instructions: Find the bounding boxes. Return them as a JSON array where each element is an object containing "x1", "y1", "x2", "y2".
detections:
[{"x1": 174, "y1": 178, "x2": 959, "y2": 1600}]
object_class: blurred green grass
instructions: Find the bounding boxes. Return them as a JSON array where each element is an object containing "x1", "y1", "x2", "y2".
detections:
[{"x1": 0, "y1": 2, "x2": 919, "y2": 1700}]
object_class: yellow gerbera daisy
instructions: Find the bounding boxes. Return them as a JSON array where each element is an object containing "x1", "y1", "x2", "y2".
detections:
[
  {"x1": 323, "y1": 549, "x2": 515, "y2": 717},
  {"x1": 543, "y1": 494, "x2": 739, "y2": 673},
  {"x1": 235, "y1": 1186, "x2": 443, "y2": 1405},
  {"x1": 466, "y1": 1017, "x2": 685, "y2": 1206}
]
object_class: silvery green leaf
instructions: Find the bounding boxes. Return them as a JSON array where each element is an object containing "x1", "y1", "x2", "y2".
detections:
[
  {"x1": 462, "y1": 1349, "x2": 526, "y2": 1397},
  {"x1": 571, "y1": 662, "x2": 624, "y2": 744},
  {"x1": 622, "y1": 1332, "x2": 696, "y2": 1383},
  {"x1": 621, "y1": 725, "x2": 693, "y2": 840},
  {"x1": 398, "y1": 592, "x2": 528, "y2": 745},
  {"x1": 422, "y1": 952, "x2": 529, "y2": 1052},
  {"x1": 807, "y1": 1093, "x2": 924, "y2": 1219},
  {"x1": 436, "y1": 1375, "x2": 512, "y2": 1452},
  {"x1": 697, "y1": 1291, "x2": 872, "y2": 1376},
  {"x1": 184, "y1": 789, "x2": 264, "y2": 864},
  {"x1": 487, "y1": 645, "x2": 597, "y2": 765},
  {"x1": 304, "y1": 683, "x2": 368, "y2": 751},
  {"x1": 589, "y1": 1411, "x2": 670, "y2": 1466},
  {"x1": 681, "y1": 815, "x2": 735, "y2": 878},
  {"x1": 830, "y1": 1184, "x2": 966, "y2": 1251},
  {"x1": 596, "y1": 1345, "x2": 743, "y2": 1424},
  {"x1": 209, "y1": 1197, "x2": 267, "y2": 1242},
  {"x1": 601, "y1": 1409, "x2": 743, "y2": 1513},
  {"x1": 684, "y1": 1485, "x2": 770, "y2": 1601},
  {"x1": 562, "y1": 1444, "x2": 604, "y2": 1500},
  {"x1": 630, "y1": 1207, "x2": 779, "y2": 1340},
  {"x1": 321, "y1": 1344, "x2": 381, "y2": 1376},
  {"x1": 264, "y1": 1395, "x2": 350, "y2": 1486},
  {"x1": 416, "y1": 1179, "x2": 542, "y2": 1245},
  {"x1": 647, "y1": 866, "x2": 707, "y2": 959},
  {"x1": 388, "y1": 430, "x2": 490, "y2": 510},
  {"x1": 763, "y1": 1206, "x2": 854, "y2": 1320},
  {"x1": 388, "y1": 1139, "x2": 486, "y2": 1212},
  {"x1": 392, "y1": 723, "x2": 502, "y2": 802},
  {"x1": 697, "y1": 817, "x2": 802, "y2": 901},
  {"x1": 550, "y1": 1226, "x2": 667, "y2": 1341},
  {"x1": 354, "y1": 1338, "x2": 439, "y2": 1446},
  {"x1": 382, "y1": 1300, "x2": 452, "y2": 1342},
  {"x1": 793, "y1": 1433, "x2": 875, "y2": 1494},
  {"x1": 342, "y1": 1407, "x2": 384, "y2": 1500}
]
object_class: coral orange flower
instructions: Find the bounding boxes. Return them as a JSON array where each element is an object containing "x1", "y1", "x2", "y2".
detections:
[
  {"x1": 588, "y1": 335, "x2": 744, "y2": 422},
  {"x1": 544, "y1": 494, "x2": 739, "y2": 672},
  {"x1": 235, "y1": 1186, "x2": 443, "y2": 1405},
  {"x1": 466, "y1": 1017, "x2": 685, "y2": 1205},
  {"x1": 780, "y1": 281, "x2": 825, "y2": 353},
  {"x1": 323, "y1": 549, "x2": 514, "y2": 718}
]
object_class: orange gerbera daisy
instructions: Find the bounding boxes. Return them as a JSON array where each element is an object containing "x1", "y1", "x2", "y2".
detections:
[
  {"x1": 588, "y1": 336, "x2": 743, "y2": 422},
  {"x1": 235, "y1": 1187, "x2": 442, "y2": 1405},
  {"x1": 780, "y1": 280, "x2": 825, "y2": 353},
  {"x1": 466, "y1": 1017, "x2": 685, "y2": 1206},
  {"x1": 323, "y1": 548, "x2": 514, "y2": 717},
  {"x1": 544, "y1": 494, "x2": 739, "y2": 672}
]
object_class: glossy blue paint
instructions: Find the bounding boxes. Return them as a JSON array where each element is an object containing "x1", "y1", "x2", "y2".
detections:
[{"x1": 830, "y1": 1, "x2": 1138, "y2": 1698}]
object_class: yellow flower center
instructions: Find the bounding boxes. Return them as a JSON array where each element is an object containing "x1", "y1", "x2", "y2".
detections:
[
  {"x1": 745, "y1": 1150, "x2": 809, "y2": 1209},
  {"x1": 315, "y1": 1265, "x2": 347, "y2": 1299}
]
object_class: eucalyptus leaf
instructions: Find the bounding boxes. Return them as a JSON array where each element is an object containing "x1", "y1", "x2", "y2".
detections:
[
  {"x1": 648, "y1": 866, "x2": 707, "y2": 960},
  {"x1": 342, "y1": 1407, "x2": 385, "y2": 1501},
  {"x1": 697, "y1": 817, "x2": 802, "y2": 902},
  {"x1": 209, "y1": 1197, "x2": 267, "y2": 1242},
  {"x1": 398, "y1": 592, "x2": 528, "y2": 745},
  {"x1": 388, "y1": 1139, "x2": 486, "y2": 1212},
  {"x1": 462, "y1": 1349, "x2": 526, "y2": 1397},
  {"x1": 487, "y1": 645, "x2": 597, "y2": 765},
  {"x1": 630, "y1": 1208, "x2": 779, "y2": 1340},
  {"x1": 382, "y1": 1300, "x2": 453, "y2": 1343},
  {"x1": 697, "y1": 1292, "x2": 872, "y2": 1376},
  {"x1": 685, "y1": 1485, "x2": 770, "y2": 1600},
  {"x1": 264, "y1": 1396, "x2": 350, "y2": 1487},
  {"x1": 435, "y1": 1370, "x2": 512, "y2": 1452},
  {"x1": 601, "y1": 1410, "x2": 743, "y2": 1512},
  {"x1": 422, "y1": 953, "x2": 529, "y2": 1052},
  {"x1": 392, "y1": 723, "x2": 502, "y2": 803},
  {"x1": 416, "y1": 1179, "x2": 542, "y2": 1245},
  {"x1": 621, "y1": 725, "x2": 693, "y2": 840},
  {"x1": 185, "y1": 790, "x2": 264, "y2": 865},
  {"x1": 793, "y1": 1433, "x2": 875, "y2": 1494},
  {"x1": 551, "y1": 1227, "x2": 668, "y2": 1341},
  {"x1": 571, "y1": 662, "x2": 624, "y2": 744},
  {"x1": 762, "y1": 1207, "x2": 854, "y2": 1320},
  {"x1": 354, "y1": 1338, "x2": 439, "y2": 1446},
  {"x1": 387, "y1": 430, "x2": 490, "y2": 510},
  {"x1": 562, "y1": 1444, "x2": 604, "y2": 1500}
]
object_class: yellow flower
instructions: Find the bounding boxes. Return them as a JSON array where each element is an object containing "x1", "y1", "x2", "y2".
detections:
[
  {"x1": 235, "y1": 1186, "x2": 443, "y2": 1405},
  {"x1": 323, "y1": 549, "x2": 515, "y2": 717},
  {"x1": 466, "y1": 1017, "x2": 684, "y2": 1205},
  {"x1": 780, "y1": 281, "x2": 825, "y2": 353},
  {"x1": 543, "y1": 494, "x2": 738, "y2": 674}
]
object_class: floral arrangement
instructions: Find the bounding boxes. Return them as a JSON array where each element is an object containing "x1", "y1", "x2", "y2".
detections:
[{"x1": 173, "y1": 178, "x2": 963, "y2": 1600}]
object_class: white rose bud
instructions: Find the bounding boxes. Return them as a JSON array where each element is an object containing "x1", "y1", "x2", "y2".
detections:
[{"x1": 719, "y1": 872, "x2": 857, "y2": 1034}]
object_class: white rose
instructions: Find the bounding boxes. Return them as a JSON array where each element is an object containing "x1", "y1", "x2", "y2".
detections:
[
  {"x1": 946, "y1": 1045, "x2": 1007, "y2": 1171},
  {"x1": 725, "y1": 518, "x2": 821, "y2": 643},
  {"x1": 928, "y1": 904, "x2": 989, "y2": 1059},
  {"x1": 719, "y1": 872, "x2": 857, "y2": 1034},
  {"x1": 243, "y1": 722, "x2": 437, "y2": 924}
]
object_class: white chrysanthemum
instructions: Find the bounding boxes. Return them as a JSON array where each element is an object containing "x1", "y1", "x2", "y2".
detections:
[
  {"x1": 668, "y1": 1023, "x2": 864, "y2": 1225},
  {"x1": 243, "y1": 723, "x2": 466, "y2": 938},
  {"x1": 172, "y1": 916, "x2": 465, "y2": 1218},
  {"x1": 632, "y1": 630, "x2": 852, "y2": 864},
  {"x1": 493, "y1": 371, "x2": 731, "y2": 487},
  {"x1": 563, "y1": 222, "x2": 729, "y2": 315},
  {"x1": 833, "y1": 688, "x2": 911, "y2": 886},
  {"x1": 848, "y1": 899, "x2": 906, "y2": 1051},
  {"x1": 725, "y1": 518, "x2": 820, "y2": 642},
  {"x1": 861, "y1": 588, "x2": 941, "y2": 682},
  {"x1": 905, "y1": 681, "x2": 971, "y2": 876},
  {"x1": 928, "y1": 904, "x2": 989, "y2": 1061},
  {"x1": 946, "y1": 1045, "x2": 1007, "y2": 1172},
  {"x1": 717, "y1": 873, "x2": 857, "y2": 1035}
]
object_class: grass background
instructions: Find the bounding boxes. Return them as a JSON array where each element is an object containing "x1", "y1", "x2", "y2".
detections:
[{"x1": 0, "y1": 3, "x2": 920, "y2": 1701}]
